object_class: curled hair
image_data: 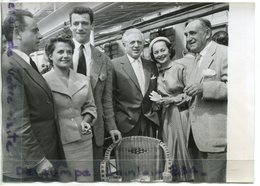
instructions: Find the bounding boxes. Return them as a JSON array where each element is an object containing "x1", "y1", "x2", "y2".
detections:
[
  {"x1": 45, "y1": 35, "x2": 75, "y2": 64},
  {"x1": 150, "y1": 38, "x2": 175, "y2": 62},
  {"x1": 3, "y1": 9, "x2": 33, "y2": 42},
  {"x1": 69, "y1": 7, "x2": 94, "y2": 24}
]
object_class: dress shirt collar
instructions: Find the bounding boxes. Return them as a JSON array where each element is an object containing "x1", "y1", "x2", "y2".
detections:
[
  {"x1": 127, "y1": 54, "x2": 142, "y2": 64},
  {"x1": 12, "y1": 49, "x2": 30, "y2": 65},
  {"x1": 73, "y1": 38, "x2": 90, "y2": 52},
  {"x1": 199, "y1": 41, "x2": 213, "y2": 57}
]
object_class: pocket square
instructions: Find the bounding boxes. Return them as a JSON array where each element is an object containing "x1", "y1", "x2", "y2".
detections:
[
  {"x1": 202, "y1": 69, "x2": 216, "y2": 77},
  {"x1": 151, "y1": 75, "x2": 157, "y2": 80}
]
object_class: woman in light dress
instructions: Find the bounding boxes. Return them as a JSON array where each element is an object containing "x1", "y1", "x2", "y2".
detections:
[{"x1": 149, "y1": 37, "x2": 194, "y2": 181}]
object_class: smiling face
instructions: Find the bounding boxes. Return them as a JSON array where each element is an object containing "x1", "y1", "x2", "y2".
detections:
[
  {"x1": 123, "y1": 32, "x2": 144, "y2": 59},
  {"x1": 70, "y1": 13, "x2": 92, "y2": 44},
  {"x1": 184, "y1": 20, "x2": 210, "y2": 53},
  {"x1": 152, "y1": 40, "x2": 171, "y2": 65},
  {"x1": 49, "y1": 42, "x2": 73, "y2": 70}
]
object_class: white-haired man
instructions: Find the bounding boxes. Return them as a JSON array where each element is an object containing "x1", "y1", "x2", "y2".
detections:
[{"x1": 112, "y1": 28, "x2": 160, "y2": 137}]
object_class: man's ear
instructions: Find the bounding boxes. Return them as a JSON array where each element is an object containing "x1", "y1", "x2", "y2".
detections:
[
  {"x1": 205, "y1": 28, "x2": 212, "y2": 40},
  {"x1": 14, "y1": 28, "x2": 22, "y2": 40},
  {"x1": 48, "y1": 54, "x2": 53, "y2": 61}
]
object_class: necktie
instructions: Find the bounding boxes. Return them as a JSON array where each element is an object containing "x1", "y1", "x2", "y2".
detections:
[
  {"x1": 77, "y1": 45, "x2": 87, "y2": 75},
  {"x1": 195, "y1": 54, "x2": 202, "y2": 67},
  {"x1": 30, "y1": 57, "x2": 39, "y2": 73},
  {"x1": 192, "y1": 54, "x2": 202, "y2": 80},
  {"x1": 135, "y1": 59, "x2": 145, "y2": 95}
]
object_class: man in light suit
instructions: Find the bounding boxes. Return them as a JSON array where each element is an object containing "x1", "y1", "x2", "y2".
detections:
[
  {"x1": 183, "y1": 18, "x2": 228, "y2": 182},
  {"x1": 69, "y1": 6, "x2": 121, "y2": 181},
  {"x1": 112, "y1": 28, "x2": 160, "y2": 137},
  {"x1": 2, "y1": 9, "x2": 64, "y2": 181}
]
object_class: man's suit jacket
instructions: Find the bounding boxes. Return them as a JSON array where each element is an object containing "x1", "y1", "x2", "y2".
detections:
[
  {"x1": 112, "y1": 55, "x2": 160, "y2": 134},
  {"x1": 187, "y1": 41, "x2": 228, "y2": 153},
  {"x1": 177, "y1": 53, "x2": 196, "y2": 83},
  {"x1": 89, "y1": 45, "x2": 118, "y2": 146},
  {"x1": 1, "y1": 52, "x2": 64, "y2": 178}
]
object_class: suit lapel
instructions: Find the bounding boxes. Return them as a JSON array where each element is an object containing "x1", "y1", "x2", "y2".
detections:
[
  {"x1": 68, "y1": 69, "x2": 87, "y2": 96},
  {"x1": 142, "y1": 59, "x2": 151, "y2": 94},
  {"x1": 121, "y1": 55, "x2": 142, "y2": 92},
  {"x1": 90, "y1": 45, "x2": 104, "y2": 89},
  {"x1": 195, "y1": 42, "x2": 217, "y2": 83},
  {"x1": 187, "y1": 42, "x2": 217, "y2": 85},
  {"x1": 45, "y1": 69, "x2": 70, "y2": 97},
  {"x1": 13, "y1": 53, "x2": 53, "y2": 99}
]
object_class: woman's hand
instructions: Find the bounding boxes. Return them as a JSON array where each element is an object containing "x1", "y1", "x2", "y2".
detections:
[
  {"x1": 149, "y1": 91, "x2": 163, "y2": 103},
  {"x1": 161, "y1": 94, "x2": 188, "y2": 107},
  {"x1": 81, "y1": 120, "x2": 92, "y2": 135}
]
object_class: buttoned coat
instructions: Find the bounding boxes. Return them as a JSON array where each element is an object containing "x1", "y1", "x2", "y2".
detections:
[
  {"x1": 89, "y1": 46, "x2": 118, "y2": 146},
  {"x1": 1, "y1": 52, "x2": 64, "y2": 178},
  {"x1": 112, "y1": 55, "x2": 160, "y2": 134},
  {"x1": 43, "y1": 69, "x2": 97, "y2": 145},
  {"x1": 187, "y1": 41, "x2": 228, "y2": 153}
]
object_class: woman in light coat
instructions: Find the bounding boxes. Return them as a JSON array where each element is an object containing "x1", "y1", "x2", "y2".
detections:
[{"x1": 44, "y1": 36, "x2": 97, "y2": 182}]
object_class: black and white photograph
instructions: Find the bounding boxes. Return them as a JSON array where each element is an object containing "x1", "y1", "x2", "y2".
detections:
[{"x1": 0, "y1": 0, "x2": 255, "y2": 184}]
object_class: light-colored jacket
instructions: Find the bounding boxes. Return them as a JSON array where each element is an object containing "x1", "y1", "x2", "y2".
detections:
[
  {"x1": 187, "y1": 41, "x2": 228, "y2": 153},
  {"x1": 44, "y1": 69, "x2": 97, "y2": 144}
]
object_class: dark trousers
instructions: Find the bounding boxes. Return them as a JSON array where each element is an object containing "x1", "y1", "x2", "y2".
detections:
[
  {"x1": 92, "y1": 141, "x2": 104, "y2": 181},
  {"x1": 188, "y1": 130, "x2": 227, "y2": 183},
  {"x1": 122, "y1": 113, "x2": 158, "y2": 138}
]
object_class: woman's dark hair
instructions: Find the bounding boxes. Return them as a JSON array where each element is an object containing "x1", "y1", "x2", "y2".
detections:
[
  {"x1": 45, "y1": 35, "x2": 75, "y2": 64},
  {"x1": 150, "y1": 39, "x2": 175, "y2": 62}
]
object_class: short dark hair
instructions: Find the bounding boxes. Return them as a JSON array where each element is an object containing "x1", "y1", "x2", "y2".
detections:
[
  {"x1": 185, "y1": 18, "x2": 212, "y2": 38},
  {"x1": 212, "y1": 31, "x2": 228, "y2": 46},
  {"x1": 185, "y1": 18, "x2": 212, "y2": 30},
  {"x1": 45, "y1": 35, "x2": 75, "y2": 64},
  {"x1": 3, "y1": 9, "x2": 33, "y2": 42},
  {"x1": 69, "y1": 7, "x2": 94, "y2": 24},
  {"x1": 150, "y1": 39, "x2": 175, "y2": 62}
]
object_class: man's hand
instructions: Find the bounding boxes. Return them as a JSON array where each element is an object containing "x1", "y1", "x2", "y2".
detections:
[
  {"x1": 184, "y1": 83, "x2": 203, "y2": 97},
  {"x1": 109, "y1": 129, "x2": 122, "y2": 143},
  {"x1": 36, "y1": 158, "x2": 54, "y2": 179}
]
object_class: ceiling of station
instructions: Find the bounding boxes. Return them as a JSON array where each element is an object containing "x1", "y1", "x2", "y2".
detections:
[
  {"x1": 93, "y1": 2, "x2": 185, "y2": 32},
  {"x1": 33, "y1": 2, "x2": 67, "y2": 23}
]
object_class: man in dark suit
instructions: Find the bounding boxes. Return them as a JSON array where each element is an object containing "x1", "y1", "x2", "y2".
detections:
[
  {"x1": 2, "y1": 9, "x2": 64, "y2": 181},
  {"x1": 69, "y1": 6, "x2": 122, "y2": 181},
  {"x1": 112, "y1": 28, "x2": 160, "y2": 137},
  {"x1": 183, "y1": 18, "x2": 228, "y2": 182}
]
